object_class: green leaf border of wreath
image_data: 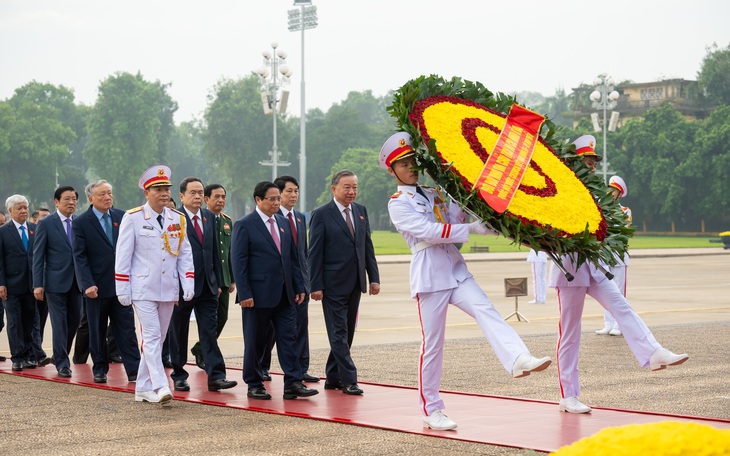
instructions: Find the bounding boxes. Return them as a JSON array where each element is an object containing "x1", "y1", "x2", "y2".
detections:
[{"x1": 387, "y1": 75, "x2": 634, "y2": 268}]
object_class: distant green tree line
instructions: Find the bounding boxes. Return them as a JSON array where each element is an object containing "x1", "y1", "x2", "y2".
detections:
[{"x1": 1, "y1": 45, "x2": 728, "y2": 232}]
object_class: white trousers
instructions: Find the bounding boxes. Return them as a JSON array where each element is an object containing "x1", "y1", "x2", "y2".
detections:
[
  {"x1": 416, "y1": 277, "x2": 528, "y2": 416},
  {"x1": 603, "y1": 266, "x2": 627, "y2": 330},
  {"x1": 530, "y1": 262, "x2": 547, "y2": 302},
  {"x1": 555, "y1": 279, "x2": 660, "y2": 398},
  {"x1": 133, "y1": 300, "x2": 175, "y2": 393}
]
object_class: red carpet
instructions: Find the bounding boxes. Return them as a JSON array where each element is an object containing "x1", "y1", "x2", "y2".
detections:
[{"x1": 2, "y1": 362, "x2": 728, "y2": 453}]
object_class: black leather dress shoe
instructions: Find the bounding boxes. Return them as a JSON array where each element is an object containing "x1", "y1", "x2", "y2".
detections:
[
  {"x1": 342, "y1": 383, "x2": 363, "y2": 395},
  {"x1": 72, "y1": 357, "x2": 87, "y2": 365},
  {"x1": 302, "y1": 372, "x2": 321, "y2": 383},
  {"x1": 21, "y1": 360, "x2": 37, "y2": 369},
  {"x1": 162, "y1": 358, "x2": 173, "y2": 369},
  {"x1": 208, "y1": 379, "x2": 237, "y2": 391},
  {"x1": 110, "y1": 355, "x2": 123, "y2": 363},
  {"x1": 128, "y1": 372, "x2": 138, "y2": 382},
  {"x1": 261, "y1": 369, "x2": 272, "y2": 381},
  {"x1": 247, "y1": 387, "x2": 271, "y2": 400},
  {"x1": 0, "y1": 355, "x2": 6, "y2": 362},
  {"x1": 174, "y1": 380, "x2": 190, "y2": 391},
  {"x1": 94, "y1": 374, "x2": 107, "y2": 383},
  {"x1": 58, "y1": 367, "x2": 72, "y2": 378},
  {"x1": 324, "y1": 380, "x2": 343, "y2": 390},
  {"x1": 37, "y1": 356, "x2": 52, "y2": 367},
  {"x1": 12, "y1": 362, "x2": 23, "y2": 371},
  {"x1": 191, "y1": 349, "x2": 206, "y2": 370},
  {"x1": 283, "y1": 382, "x2": 319, "y2": 399}
]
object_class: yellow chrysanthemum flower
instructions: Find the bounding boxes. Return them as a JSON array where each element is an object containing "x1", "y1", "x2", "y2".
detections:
[{"x1": 551, "y1": 421, "x2": 730, "y2": 456}]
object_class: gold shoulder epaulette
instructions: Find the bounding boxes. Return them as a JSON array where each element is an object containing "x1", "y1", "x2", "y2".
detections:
[
  {"x1": 221, "y1": 211, "x2": 232, "y2": 220},
  {"x1": 170, "y1": 208, "x2": 185, "y2": 216},
  {"x1": 127, "y1": 206, "x2": 142, "y2": 214},
  {"x1": 390, "y1": 190, "x2": 402, "y2": 199}
]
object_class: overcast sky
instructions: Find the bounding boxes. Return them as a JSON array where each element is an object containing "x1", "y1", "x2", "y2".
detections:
[{"x1": 2, "y1": 0, "x2": 728, "y2": 123}]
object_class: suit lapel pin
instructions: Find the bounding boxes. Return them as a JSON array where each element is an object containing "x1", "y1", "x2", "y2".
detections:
[{"x1": 359, "y1": 216, "x2": 364, "y2": 220}]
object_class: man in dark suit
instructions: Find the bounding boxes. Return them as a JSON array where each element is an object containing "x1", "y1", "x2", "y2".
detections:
[
  {"x1": 260, "y1": 176, "x2": 319, "y2": 383},
  {"x1": 189, "y1": 184, "x2": 236, "y2": 370},
  {"x1": 30, "y1": 207, "x2": 51, "y2": 367},
  {"x1": 231, "y1": 181, "x2": 318, "y2": 400},
  {"x1": 72, "y1": 180, "x2": 141, "y2": 383},
  {"x1": 32, "y1": 186, "x2": 83, "y2": 378},
  {"x1": 308, "y1": 170, "x2": 380, "y2": 395},
  {"x1": 0, "y1": 195, "x2": 37, "y2": 371},
  {"x1": 169, "y1": 177, "x2": 237, "y2": 393}
]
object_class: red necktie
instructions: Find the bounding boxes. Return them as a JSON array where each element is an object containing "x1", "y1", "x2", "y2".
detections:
[
  {"x1": 268, "y1": 218, "x2": 281, "y2": 253},
  {"x1": 193, "y1": 215, "x2": 203, "y2": 244},
  {"x1": 287, "y1": 212, "x2": 298, "y2": 246}
]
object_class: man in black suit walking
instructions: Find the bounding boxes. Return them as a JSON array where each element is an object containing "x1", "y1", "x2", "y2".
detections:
[
  {"x1": 169, "y1": 177, "x2": 237, "y2": 393},
  {"x1": 72, "y1": 180, "x2": 141, "y2": 383},
  {"x1": 308, "y1": 170, "x2": 380, "y2": 395},
  {"x1": 0, "y1": 195, "x2": 37, "y2": 371},
  {"x1": 32, "y1": 186, "x2": 83, "y2": 378},
  {"x1": 231, "y1": 181, "x2": 318, "y2": 400}
]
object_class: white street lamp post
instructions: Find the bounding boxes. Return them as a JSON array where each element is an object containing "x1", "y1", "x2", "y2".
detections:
[
  {"x1": 257, "y1": 42, "x2": 293, "y2": 181},
  {"x1": 288, "y1": 1, "x2": 318, "y2": 212},
  {"x1": 590, "y1": 73, "x2": 620, "y2": 183}
]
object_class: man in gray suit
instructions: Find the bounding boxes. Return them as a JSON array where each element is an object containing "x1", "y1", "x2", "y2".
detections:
[{"x1": 32, "y1": 186, "x2": 83, "y2": 378}]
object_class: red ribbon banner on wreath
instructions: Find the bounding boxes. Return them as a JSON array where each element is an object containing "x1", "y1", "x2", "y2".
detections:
[{"x1": 474, "y1": 104, "x2": 546, "y2": 214}]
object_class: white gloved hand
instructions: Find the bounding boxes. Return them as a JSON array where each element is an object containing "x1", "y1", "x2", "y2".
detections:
[
  {"x1": 468, "y1": 221, "x2": 490, "y2": 235},
  {"x1": 118, "y1": 295, "x2": 132, "y2": 307},
  {"x1": 183, "y1": 289, "x2": 195, "y2": 301}
]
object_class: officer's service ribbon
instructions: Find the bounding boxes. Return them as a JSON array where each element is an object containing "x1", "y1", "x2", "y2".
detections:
[{"x1": 474, "y1": 104, "x2": 546, "y2": 214}]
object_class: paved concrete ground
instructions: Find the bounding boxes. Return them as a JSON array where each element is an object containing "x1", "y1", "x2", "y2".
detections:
[{"x1": 0, "y1": 248, "x2": 728, "y2": 455}]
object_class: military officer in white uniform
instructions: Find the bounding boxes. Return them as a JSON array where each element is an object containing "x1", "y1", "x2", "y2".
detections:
[
  {"x1": 549, "y1": 136, "x2": 688, "y2": 415},
  {"x1": 596, "y1": 175, "x2": 633, "y2": 336},
  {"x1": 380, "y1": 132, "x2": 552, "y2": 431},
  {"x1": 115, "y1": 165, "x2": 195, "y2": 404}
]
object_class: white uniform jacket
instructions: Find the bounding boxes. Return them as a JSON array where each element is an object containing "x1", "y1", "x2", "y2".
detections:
[
  {"x1": 388, "y1": 185, "x2": 472, "y2": 298},
  {"x1": 115, "y1": 203, "x2": 194, "y2": 301}
]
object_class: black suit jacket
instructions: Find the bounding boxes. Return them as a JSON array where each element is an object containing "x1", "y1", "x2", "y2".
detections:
[
  {"x1": 179, "y1": 206, "x2": 221, "y2": 297},
  {"x1": 308, "y1": 200, "x2": 379, "y2": 296},
  {"x1": 279, "y1": 208, "x2": 310, "y2": 294},
  {"x1": 0, "y1": 221, "x2": 36, "y2": 294},
  {"x1": 33, "y1": 212, "x2": 79, "y2": 293},
  {"x1": 72, "y1": 207, "x2": 124, "y2": 299},
  {"x1": 231, "y1": 211, "x2": 304, "y2": 308}
]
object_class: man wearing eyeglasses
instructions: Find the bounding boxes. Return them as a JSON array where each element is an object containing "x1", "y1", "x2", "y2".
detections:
[{"x1": 231, "y1": 181, "x2": 317, "y2": 400}]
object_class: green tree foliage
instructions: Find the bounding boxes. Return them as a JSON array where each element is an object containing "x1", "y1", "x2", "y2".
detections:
[
  {"x1": 204, "y1": 75, "x2": 295, "y2": 217},
  {"x1": 0, "y1": 82, "x2": 81, "y2": 207},
  {"x1": 315, "y1": 147, "x2": 394, "y2": 230},
  {"x1": 697, "y1": 43, "x2": 730, "y2": 104},
  {"x1": 305, "y1": 91, "x2": 394, "y2": 211},
  {"x1": 169, "y1": 120, "x2": 214, "y2": 194},
  {"x1": 84, "y1": 72, "x2": 177, "y2": 210},
  {"x1": 692, "y1": 105, "x2": 730, "y2": 220}
]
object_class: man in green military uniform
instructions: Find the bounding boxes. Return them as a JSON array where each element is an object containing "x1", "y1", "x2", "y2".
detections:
[{"x1": 190, "y1": 184, "x2": 235, "y2": 369}]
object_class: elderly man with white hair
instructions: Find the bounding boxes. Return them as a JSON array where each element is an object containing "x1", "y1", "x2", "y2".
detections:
[{"x1": 0, "y1": 195, "x2": 37, "y2": 371}]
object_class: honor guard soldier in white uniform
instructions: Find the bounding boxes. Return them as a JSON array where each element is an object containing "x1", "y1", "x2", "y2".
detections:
[
  {"x1": 596, "y1": 175, "x2": 633, "y2": 336},
  {"x1": 380, "y1": 132, "x2": 552, "y2": 431},
  {"x1": 550, "y1": 136, "x2": 688, "y2": 415},
  {"x1": 115, "y1": 165, "x2": 195, "y2": 404}
]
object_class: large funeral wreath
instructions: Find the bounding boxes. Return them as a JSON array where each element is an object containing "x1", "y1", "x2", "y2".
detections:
[{"x1": 387, "y1": 75, "x2": 634, "y2": 270}]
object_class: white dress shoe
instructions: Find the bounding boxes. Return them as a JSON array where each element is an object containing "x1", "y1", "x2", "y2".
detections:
[
  {"x1": 423, "y1": 410, "x2": 457, "y2": 431},
  {"x1": 156, "y1": 386, "x2": 173, "y2": 404},
  {"x1": 649, "y1": 347, "x2": 689, "y2": 371},
  {"x1": 595, "y1": 327, "x2": 612, "y2": 335},
  {"x1": 609, "y1": 328, "x2": 622, "y2": 336},
  {"x1": 135, "y1": 390, "x2": 161, "y2": 403},
  {"x1": 559, "y1": 396, "x2": 592, "y2": 414},
  {"x1": 528, "y1": 300, "x2": 537, "y2": 304},
  {"x1": 512, "y1": 353, "x2": 552, "y2": 378}
]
